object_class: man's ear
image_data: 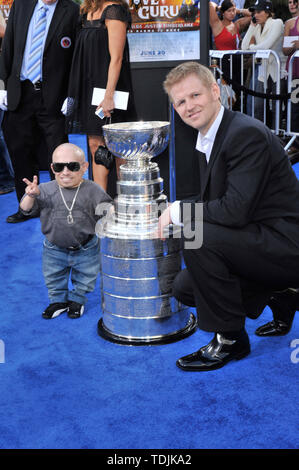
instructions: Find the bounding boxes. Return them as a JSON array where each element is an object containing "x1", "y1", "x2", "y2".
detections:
[{"x1": 211, "y1": 81, "x2": 221, "y2": 101}]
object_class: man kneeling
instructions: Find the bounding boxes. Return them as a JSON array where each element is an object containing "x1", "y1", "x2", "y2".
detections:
[{"x1": 157, "y1": 62, "x2": 299, "y2": 371}]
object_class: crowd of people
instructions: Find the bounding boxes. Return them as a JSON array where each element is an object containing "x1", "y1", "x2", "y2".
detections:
[
  {"x1": 0, "y1": 0, "x2": 298, "y2": 373},
  {"x1": 210, "y1": 0, "x2": 299, "y2": 152}
]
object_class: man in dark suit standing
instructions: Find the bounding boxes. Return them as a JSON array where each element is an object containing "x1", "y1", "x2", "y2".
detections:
[
  {"x1": 158, "y1": 61, "x2": 299, "y2": 372},
  {"x1": 0, "y1": 0, "x2": 79, "y2": 223}
]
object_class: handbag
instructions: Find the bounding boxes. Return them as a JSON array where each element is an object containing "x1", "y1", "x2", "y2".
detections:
[{"x1": 94, "y1": 117, "x2": 114, "y2": 170}]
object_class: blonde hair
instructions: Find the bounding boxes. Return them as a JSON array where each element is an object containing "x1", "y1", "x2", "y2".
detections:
[{"x1": 163, "y1": 62, "x2": 216, "y2": 102}]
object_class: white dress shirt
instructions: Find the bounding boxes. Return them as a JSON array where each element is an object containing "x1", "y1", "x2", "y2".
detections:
[
  {"x1": 20, "y1": 0, "x2": 58, "y2": 82},
  {"x1": 170, "y1": 106, "x2": 224, "y2": 226}
]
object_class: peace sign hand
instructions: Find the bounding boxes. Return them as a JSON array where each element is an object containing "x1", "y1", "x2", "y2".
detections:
[{"x1": 23, "y1": 175, "x2": 40, "y2": 198}]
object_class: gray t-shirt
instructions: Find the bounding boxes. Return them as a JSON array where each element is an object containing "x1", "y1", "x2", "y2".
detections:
[{"x1": 28, "y1": 179, "x2": 112, "y2": 248}]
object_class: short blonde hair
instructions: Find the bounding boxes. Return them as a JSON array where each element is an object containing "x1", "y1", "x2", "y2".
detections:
[{"x1": 163, "y1": 61, "x2": 216, "y2": 102}]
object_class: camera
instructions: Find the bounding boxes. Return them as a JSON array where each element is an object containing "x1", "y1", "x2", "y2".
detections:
[{"x1": 252, "y1": 14, "x2": 257, "y2": 23}]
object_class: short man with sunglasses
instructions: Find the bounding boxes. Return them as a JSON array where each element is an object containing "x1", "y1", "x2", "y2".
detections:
[{"x1": 20, "y1": 143, "x2": 112, "y2": 319}]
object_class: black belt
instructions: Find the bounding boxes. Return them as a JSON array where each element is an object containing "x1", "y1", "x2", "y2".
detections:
[
  {"x1": 33, "y1": 80, "x2": 42, "y2": 91},
  {"x1": 22, "y1": 79, "x2": 42, "y2": 91},
  {"x1": 67, "y1": 234, "x2": 94, "y2": 251}
]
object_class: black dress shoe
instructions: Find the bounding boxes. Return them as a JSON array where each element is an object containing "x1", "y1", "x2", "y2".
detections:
[
  {"x1": 6, "y1": 209, "x2": 39, "y2": 223},
  {"x1": 176, "y1": 330, "x2": 250, "y2": 372},
  {"x1": 255, "y1": 289, "x2": 298, "y2": 337},
  {"x1": 255, "y1": 319, "x2": 295, "y2": 336},
  {"x1": 0, "y1": 186, "x2": 15, "y2": 195}
]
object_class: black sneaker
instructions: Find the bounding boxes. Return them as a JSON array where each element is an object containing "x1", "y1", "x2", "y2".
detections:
[
  {"x1": 68, "y1": 301, "x2": 84, "y2": 319},
  {"x1": 42, "y1": 302, "x2": 68, "y2": 319}
]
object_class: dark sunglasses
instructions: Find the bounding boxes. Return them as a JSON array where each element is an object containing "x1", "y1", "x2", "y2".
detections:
[{"x1": 52, "y1": 162, "x2": 81, "y2": 172}]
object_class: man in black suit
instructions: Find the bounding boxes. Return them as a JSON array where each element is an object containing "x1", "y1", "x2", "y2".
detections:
[
  {"x1": 158, "y1": 61, "x2": 299, "y2": 372},
  {"x1": 0, "y1": 0, "x2": 79, "y2": 223}
]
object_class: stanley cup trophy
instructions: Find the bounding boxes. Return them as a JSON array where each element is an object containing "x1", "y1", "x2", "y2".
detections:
[{"x1": 96, "y1": 121, "x2": 197, "y2": 345}]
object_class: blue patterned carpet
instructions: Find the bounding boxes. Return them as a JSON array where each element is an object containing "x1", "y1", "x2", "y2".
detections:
[{"x1": 0, "y1": 137, "x2": 298, "y2": 452}]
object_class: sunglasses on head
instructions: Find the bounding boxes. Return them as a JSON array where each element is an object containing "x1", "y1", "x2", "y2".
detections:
[{"x1": 52, "y1": 162, "x2": 82, "y2": 172}]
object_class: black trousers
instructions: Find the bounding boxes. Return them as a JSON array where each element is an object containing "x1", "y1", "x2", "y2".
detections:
[
  {"x1": 173, "y1": 221, "x2": 299, "y2": 333},
  {"x1": 3, "y1": 80, "x2": 68, "y2": 202}
]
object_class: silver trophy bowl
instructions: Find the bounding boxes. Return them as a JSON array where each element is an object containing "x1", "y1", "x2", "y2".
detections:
[
  {"x1": 102, "y1": 120, "x2": 170, "y2": 163},
  {"x1": 96, "y1": 121, "x2": 197, "y2": 345}
]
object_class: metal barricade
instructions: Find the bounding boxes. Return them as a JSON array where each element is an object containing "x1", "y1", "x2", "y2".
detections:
[
  {"x1": 209, "y1": 49, "x2": 281, "y2": 135},
  {"x1": 286, "y1": 50, "x2": 299, "y2": 150}
]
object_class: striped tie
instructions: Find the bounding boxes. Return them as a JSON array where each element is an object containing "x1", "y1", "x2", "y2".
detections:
[{"x1": 27, "y1": 6, "x2": 48, "y2": 84}]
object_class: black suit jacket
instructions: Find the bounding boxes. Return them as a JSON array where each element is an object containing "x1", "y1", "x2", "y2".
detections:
[
  {"x1": 0, "y1": 0, "x2": 79, "y2": 113},
  {"x1": 181, "y1": 109, "x2": 299, "y2": 248}
]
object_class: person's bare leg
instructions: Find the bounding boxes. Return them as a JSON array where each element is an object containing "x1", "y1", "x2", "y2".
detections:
[{"x1": 115, "y1": 156, "x2": 126, "y2": 180}]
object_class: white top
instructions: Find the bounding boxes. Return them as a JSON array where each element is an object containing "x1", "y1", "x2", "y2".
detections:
[{"x1": 241, "y1": 17, "x2": 285, "y2": 82}]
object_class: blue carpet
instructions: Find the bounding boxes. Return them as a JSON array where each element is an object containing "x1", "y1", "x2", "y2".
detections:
[{"x1": 0, "y1": 139, "x2": 298, "y2": 451}]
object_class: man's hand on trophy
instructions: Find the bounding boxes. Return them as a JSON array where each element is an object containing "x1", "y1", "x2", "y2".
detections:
[
  {"x1": 61, "y1": 98, "x2": 68, "y2": 115},
  {"x1": 156, "y1": 204, "x2": 172, "y2": 240}
]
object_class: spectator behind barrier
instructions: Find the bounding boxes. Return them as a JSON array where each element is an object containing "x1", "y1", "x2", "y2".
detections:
[
  {"x1": 209, "y1": 0, "x2": 251, "y2": 50},
  {"x1": 209, "y1": 1, "x2": 251, "y2": 109},
  {"x1": 287, "y1": 0, "x2": 299, "y2": 18},
  {"x1": 241, "y1": 0, "x2": 284, "y2": 126}
]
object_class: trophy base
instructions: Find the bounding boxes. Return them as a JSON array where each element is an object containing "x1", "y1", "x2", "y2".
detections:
[{"x1": 97, "y1": 313, "x2": 197, "y2": 346}]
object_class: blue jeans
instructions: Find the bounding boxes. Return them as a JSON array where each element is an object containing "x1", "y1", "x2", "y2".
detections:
[
  {"x1": 42, "y1": 235, "x2": 101, "y2": 305},
  {"x1": 0, "y1": 109, "x2": 14, "y2": 189}
]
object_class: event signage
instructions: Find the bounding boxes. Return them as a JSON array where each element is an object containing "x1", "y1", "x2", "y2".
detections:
[
  {"x1": 127, "y1": 0, "x2": 201, "y2": 63},
  {"x1": 0, "y1": 0, "x2": 201, "y2": 63}
]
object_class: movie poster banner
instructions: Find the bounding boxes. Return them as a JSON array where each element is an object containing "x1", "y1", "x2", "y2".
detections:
[
  {"x1": 127, "y1": 0, "x2": 201, "y2": 63},
  {"x1": 0, "y1": 0, "x2": 13, "y2": 21},
  {"x1": 0, "y1": 0, "x2": 200, "y2": 62}
]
